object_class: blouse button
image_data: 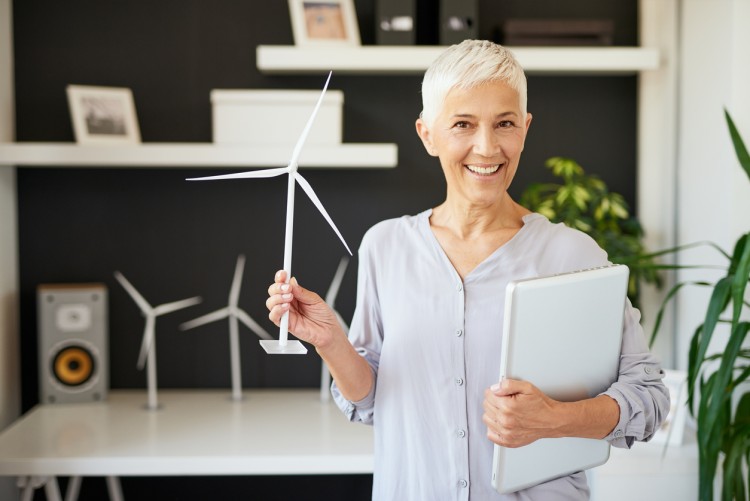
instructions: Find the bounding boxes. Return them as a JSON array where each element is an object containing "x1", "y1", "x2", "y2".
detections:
[{"x1": 456, "y1": 329, "x2": 463, "y2": 337}]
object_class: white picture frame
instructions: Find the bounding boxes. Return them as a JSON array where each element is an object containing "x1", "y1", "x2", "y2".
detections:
[
  {"x1": 66, "y1": 85, "x2": 141, "y2": 144},
  {"x1": 651, "y1": 369, "x2": 689, "y2": 445},
  {"x1": 288, "y1": 0, "x2": 361, "y2": 47}
]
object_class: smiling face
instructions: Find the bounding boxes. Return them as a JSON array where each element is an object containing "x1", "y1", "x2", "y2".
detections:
[{"x1": 416, "y1": 80, "x2": 532, "y2": 211}]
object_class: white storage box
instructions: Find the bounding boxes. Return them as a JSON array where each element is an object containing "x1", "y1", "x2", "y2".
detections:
[{"x1": 211, "y1": 89, "x2": 344, "y2": 146}]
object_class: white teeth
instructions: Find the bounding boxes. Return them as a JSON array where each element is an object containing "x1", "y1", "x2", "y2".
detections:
[{"x1": 466, "y1": 164, "x2": 500, "y2": 175}]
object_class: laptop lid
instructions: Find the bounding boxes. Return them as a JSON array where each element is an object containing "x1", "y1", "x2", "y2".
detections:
[{"x1": 491, "y1": 264, "x2": 629, "y2": 494}]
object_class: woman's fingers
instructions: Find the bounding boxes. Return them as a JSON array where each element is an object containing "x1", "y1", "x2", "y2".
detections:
[
  {"x1": 266, "y1": 270, "x2": 295, "y2": 326},
  {"x1": 267, "y1": 302, "x2": 289, "y2": 325},
  {"x1": 274, "y1": 269, "x2": 288, "y2": 284}
]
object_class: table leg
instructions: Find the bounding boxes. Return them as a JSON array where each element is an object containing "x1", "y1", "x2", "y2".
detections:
[
  {"x1": 16, "y1": 476, "x2": 64, "y2": 501},
  {"x1": 18, "y1": 476, "x2": 34, "y2": 501},
  {"x1": 106, "y1": 476, "x2": 124, "y2": 501},
  {"x1": 17, "y1": 475, "x2": 124, "y2": 501},
  {"x1": 43, "y1": 477, "x2": 62, "y2": 501},
  {"x1": 64, "y1": 476, "x2": 82, "y2": 501}
]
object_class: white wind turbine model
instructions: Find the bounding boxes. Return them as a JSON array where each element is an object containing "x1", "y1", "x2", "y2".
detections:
[
  {"x1": 188, "y1": 71, "x2": 352, "y2": 355},
  {"x1": 114, "y1": 271, "x2": 202, "y2": 410},
  {"x1": 320, "y1": 256, "x2": 350, "y2": 402},
  {"x1": 179, "y1": 254, "x2": 272, "y2": 401}
]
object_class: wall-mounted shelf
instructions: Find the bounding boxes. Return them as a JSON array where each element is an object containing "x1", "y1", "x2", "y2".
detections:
[
  {"x1": 0, "y1": 142, "x2": 397, "y2": 168},
  {"x1": 256, "y1": 45, "x2": 660, "y2": 75}
]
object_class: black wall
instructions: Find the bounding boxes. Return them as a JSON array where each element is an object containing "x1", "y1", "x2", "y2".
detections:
[{"x1": 13, "y1": 1, "x2": 637, "y2": 499}]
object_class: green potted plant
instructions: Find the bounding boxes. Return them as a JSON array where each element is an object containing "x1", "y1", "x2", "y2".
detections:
[
  {"x1": 621, "y1": 110, "x2": 750, "y2": 500},
  {"x1": 519, "y1": 156, "x2": 662, "y2": 309}
]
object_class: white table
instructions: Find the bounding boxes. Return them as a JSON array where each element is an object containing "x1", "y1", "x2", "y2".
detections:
[
  {"x1": 2, "y1": 388, "x2": 699, "y2": 500},
  {"x1": 588, "y1": 431, "x2": 699, "y2": 500},
  {"x1": 0, "y1": 389, "x2": 374, "y2": 500}
]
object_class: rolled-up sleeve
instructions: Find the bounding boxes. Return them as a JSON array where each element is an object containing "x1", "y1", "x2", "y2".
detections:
[
  {"x1": 332, "y1": 353, "x2": 377, "y2": 424},
  {"x1": 601, "y1": 300, "x2": 671, "y2": 448}
]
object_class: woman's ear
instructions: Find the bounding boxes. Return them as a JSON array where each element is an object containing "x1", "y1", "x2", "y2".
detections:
[{"x1": 415, "y1": 118, "x2": 438, "y2": 157}]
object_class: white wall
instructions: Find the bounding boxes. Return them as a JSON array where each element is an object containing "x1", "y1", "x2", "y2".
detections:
[
  {"x1": 638, "y1": 0, "x2": 679, "y2": 368},
  {"x1": 0, "y1": 0, "x2": 20, "y2": 498},
  {"x1": 675, "y1": 0, "x2": 750, "y2": 370}
]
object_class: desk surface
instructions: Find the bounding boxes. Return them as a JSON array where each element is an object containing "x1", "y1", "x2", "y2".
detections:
[{"x1": 0, "y1": 389, "x2": 373, "y2": 476}]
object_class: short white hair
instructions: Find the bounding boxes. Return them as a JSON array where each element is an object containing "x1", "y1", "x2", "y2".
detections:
[{"x1": 420, "y1": 39, "x2": 527, "y2": 127}]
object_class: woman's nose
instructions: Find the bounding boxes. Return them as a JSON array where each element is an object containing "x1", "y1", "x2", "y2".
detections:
[{"x1": 473, "y1": 126, "x2": 500, "y2": 157}]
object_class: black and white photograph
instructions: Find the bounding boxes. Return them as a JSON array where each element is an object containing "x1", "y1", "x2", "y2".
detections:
[{"x1": 66, "y1": 85, "x2": 141, "y2": 144}]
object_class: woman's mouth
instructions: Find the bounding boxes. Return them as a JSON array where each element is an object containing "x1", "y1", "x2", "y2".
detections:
[{"x1": 465, "y1": 164, "x2": 501, "y2": 175}]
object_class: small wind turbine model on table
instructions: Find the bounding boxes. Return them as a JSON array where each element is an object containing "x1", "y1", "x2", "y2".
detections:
[
  {"x1": 188, "y1": 71, "x2": 352, "y2": 355},
  {"x1": 114, "y1": 271, "x2": 202, "y2": 410},
  {"x1": 179, "y1": 254, "x2": 272, "y2": 401}
]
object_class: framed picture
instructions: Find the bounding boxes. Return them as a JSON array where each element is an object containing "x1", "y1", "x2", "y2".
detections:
[
  {"x1": 651, "y1": 369, "x2": 690, "y2": 445},
  {"x1": 288, "y1": 0, "x2": 361, "y2": 47},
  {"x1": 66, "y1": 85, "x2": 141, "y2": 144}
]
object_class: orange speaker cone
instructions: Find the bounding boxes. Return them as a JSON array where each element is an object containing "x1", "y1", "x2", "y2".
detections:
[{"x1": 52, "y1": 346, "x2": 95, "y2": 386}]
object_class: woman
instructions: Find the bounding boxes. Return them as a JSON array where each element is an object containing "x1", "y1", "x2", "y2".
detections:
[{"x1": 266, "y1": 40, "x2": 669, "y2": 500}]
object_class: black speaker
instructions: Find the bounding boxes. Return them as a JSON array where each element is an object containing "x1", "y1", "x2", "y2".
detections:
[{"x1": 37, "y1": 284, "x2": 108, "y2": 404}]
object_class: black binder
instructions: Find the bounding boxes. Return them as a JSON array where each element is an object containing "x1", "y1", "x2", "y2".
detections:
[
  {"x1": 376, "y1": 0, "x2": 416, "y2": 45},
  {"x1": 439, "y1": 0, "x2": 478, "y2": 45}
]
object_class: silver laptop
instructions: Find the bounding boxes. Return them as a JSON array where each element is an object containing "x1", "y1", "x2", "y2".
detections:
[{"x1": 491, "y1": 264, "x2": 629, "y2": 494}]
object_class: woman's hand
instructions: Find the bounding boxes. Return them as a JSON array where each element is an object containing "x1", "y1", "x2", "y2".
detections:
[
  {"x1": 267, "y1": 270, "x2": 373, "y2": 401},
  {"x1": 265, "y1": 270, "x2": 344, "y2": 349},
  {"x1": 482, "y1": 379, "x2": 562, "y2": 448}
]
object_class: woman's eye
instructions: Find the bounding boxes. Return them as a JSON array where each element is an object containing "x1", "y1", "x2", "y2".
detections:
[
  {"x1": 498, "y1": 120, "x2": 515, "y2": 128},
  {"x1": 453, "y1": 121, "x2": 470, "y2": 129}
]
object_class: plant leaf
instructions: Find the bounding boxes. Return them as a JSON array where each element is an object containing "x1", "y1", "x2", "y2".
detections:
[
  {"x1": 722, "y1": 425, "x2": 750, "y2": 501},
  {"x1": 687, "y1": 323, "x2": 704, "y2": 416},
  {"x1": 688, "y1": 277, "x2": 733, "y2": 400},
  {"x1": 703, "y1": 322, "x2": 750, "y2": 467},
  {"x1": 649, "y1": 281, "x2": 709, "y2": 347},
  {"x1": 725, "y1": 109, "x2": 750, "y2": 182},
  {"x1": 697, "y1": 371, "x2": 725, "y2": 500},
  {"x1": 615, "y1": 240, "x2": 731, "y2": 264},
  {"x1": 730, "y1": 234, "x2": 750, "y2": 326},
  {"x1": 736, "y1": 392, "x2": 750, "y2": 427}
]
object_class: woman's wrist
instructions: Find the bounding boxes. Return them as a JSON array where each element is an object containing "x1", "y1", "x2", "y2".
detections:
[{"x1": 555, "y1": 395, "x2": 620, "y2": 439}]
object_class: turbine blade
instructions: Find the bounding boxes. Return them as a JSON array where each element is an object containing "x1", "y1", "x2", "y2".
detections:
[
  {"x1": 294, "y1": 172, "x2": 352, "y2": 255},
  {"x1": 137, "y1": 315, "x2": 155, "y2": 370},
  {"x1": 325, "y1": 256, "x2": 350, "y2": 305},
  {"x1": 229, "y1": 255, "x2": 246, "y2": 307},
  {"x1": 114, "y1": 271, "x2": 152, "y2": 313},
  {"x1": 179, "y1": 307, "x2": 230, "y2": 331},
  {"x1": 187, "y1": 167, "x2": 289, "y2": 182},
  {"x1": 153, "y1": 296, "x2": 202, "y2": 316},
  {"x1": 236, "y1": 308, "x2": 273, "y2": 340},
  {"x1": 289, "y1": 71, "x2": 332, "y2": 167}
]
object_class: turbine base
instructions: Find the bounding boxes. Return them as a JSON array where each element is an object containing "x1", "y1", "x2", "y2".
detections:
[{"x1": 259, "y1": 339, "x2": 308, "y2": 355}]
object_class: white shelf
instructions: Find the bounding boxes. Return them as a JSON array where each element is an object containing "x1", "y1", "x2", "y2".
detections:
[
  {"x1": 256, "y1": 45, "x2": 660, "y2": 75},
  {"x1": 0, "y1": 142, "x2": 397, "y2": 168}
]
